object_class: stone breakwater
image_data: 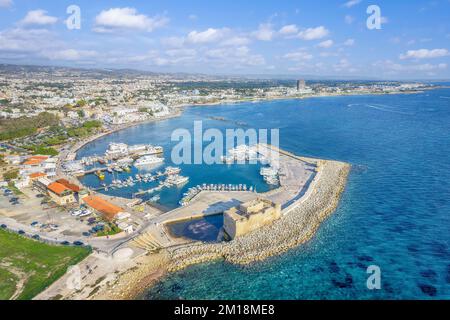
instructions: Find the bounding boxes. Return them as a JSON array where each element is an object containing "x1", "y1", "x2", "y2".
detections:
[{"x1": 166, "y1": 159, "x2": 351, "y2": 272}]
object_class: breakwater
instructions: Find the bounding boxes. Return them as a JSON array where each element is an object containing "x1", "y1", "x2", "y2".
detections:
[{"x1": 166, "y1": 159, "x2": 350, "y2": 271}]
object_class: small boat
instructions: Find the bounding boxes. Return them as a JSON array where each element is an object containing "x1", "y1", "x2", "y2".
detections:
[{"x1": 95, "y1": 170, "x2": 105, "y2": 180}]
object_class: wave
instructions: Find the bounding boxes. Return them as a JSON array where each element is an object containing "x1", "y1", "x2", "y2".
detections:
[{"x1": 347, "y1": 103, "x2": 412, "y2": 115}]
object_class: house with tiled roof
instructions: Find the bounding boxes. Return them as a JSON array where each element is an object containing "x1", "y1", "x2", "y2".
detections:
[
  {"x1": 83, "y1": 195, "x2": 125, "y2": 221},
  {"x1": 47, "y1": 181, "x2": 76, "y2": 206}
]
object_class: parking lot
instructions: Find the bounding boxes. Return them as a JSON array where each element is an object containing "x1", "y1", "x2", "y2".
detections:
[{"x1": 0, "y1": 187, "x2": 93, "y2": 239}]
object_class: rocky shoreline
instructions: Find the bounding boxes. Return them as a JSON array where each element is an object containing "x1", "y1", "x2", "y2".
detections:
[
  {"x1": 166, "y1": 159, "x2": 350, "y2": 271},
  {"x1": 86, "y1": 158, "x2": 350, "y2": 300}
]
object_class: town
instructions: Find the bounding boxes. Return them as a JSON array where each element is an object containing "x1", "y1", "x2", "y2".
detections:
[{"x1": 0, "y1": 64, "x2": 438, "y2": 301}]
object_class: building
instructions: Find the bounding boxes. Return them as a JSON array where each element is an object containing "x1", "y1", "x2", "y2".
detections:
[
  {"x1": 297, "y1": 79, "x2": 306, "y2": 91},
  {"x1": 33, "y1": 177, "x2": 52, "y2": 193},
  {"x1": 223, "y1": 198, "x2": 281, "y2": 240},
  {"x1": 21, "y1": 155, "x2": 57, "y2": 177},
  {"x1": 55, "y1": 178, "x2": 88, "y2": 203},
  {"x1": 47, "y1": 181, "x2": 76, "y2": 206},
  {"x1": 83, "y1": 195, "x2": 125, "y2": 221},
  {"x1": 29, "y1": 172, "x2": 47, "y2": 181},
  {"x1": 22, "y1": 155, "x2": 48, "y2": 167}
]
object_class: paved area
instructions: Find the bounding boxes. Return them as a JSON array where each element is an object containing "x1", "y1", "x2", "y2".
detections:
[{"x1": 0, "y1": 188, "x2": 91, "y2": 238}]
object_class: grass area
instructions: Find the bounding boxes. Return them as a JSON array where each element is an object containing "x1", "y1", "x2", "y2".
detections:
[
  {"x1": 0, "y1": 229, "x2": 91, "y2": 300},
  {"x1": 0, "y1": 269, "x2": 18, "y2": 300},
  {"x1": 96, "y1": 223, "x2": 122, "y2": 237},
  {"x1": 7, "y1": 182, "x2": 24, "y2": 196}
]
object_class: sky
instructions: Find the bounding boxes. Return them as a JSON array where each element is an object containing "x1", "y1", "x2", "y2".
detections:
[{"x1": 0, "y1": 0, "x2": 449, "y2": 79}]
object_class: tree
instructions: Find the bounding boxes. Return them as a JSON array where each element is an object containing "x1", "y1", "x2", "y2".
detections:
[
  {"x1": 3, "y1": 169, "x2": 19, "y2": 181},
  {"x1": 77, "y1": 110, "x2": 85, "y2": 118}
]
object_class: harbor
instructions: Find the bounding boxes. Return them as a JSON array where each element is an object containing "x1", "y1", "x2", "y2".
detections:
[{"x1": 34, "y1": 101, "x2": 355, "y2": 302}]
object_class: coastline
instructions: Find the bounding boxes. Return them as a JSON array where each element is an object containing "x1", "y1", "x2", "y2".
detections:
[
  {"x1": 90, "y1": 158, "x2": 350, "y2": 300},
  {"x1": 52, "y1": 89, "x2": 423, "y2": 300},
  {"x1": 65, "y1": 87, "x2": 436, "y2": 161}
]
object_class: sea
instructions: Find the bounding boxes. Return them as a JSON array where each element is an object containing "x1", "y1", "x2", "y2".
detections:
[{"x1": 77, "y1": 86, "x2": 450, "y2": 299}]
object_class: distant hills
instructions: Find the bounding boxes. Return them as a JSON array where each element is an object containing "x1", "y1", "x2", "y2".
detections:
[{"x1": 0, "y1": 63, "x2": 448, "y2": 82}]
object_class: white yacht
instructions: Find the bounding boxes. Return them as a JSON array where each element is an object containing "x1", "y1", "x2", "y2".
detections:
[
  {"x1": 105, "y1": 143, "x2": 128, "y2": 159},
  {"x1": 134, "y1": 155, "x2": 164, "y2": 167},
  {"x1": 166, "y1": 175, "x2": 189, "y2": 186},
  {"x1": 165, "y1": 166, "x2": 181, "y2": 175}
]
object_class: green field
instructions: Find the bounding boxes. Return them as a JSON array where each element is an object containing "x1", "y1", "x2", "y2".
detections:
[{"x1": 0, "y1": 229, "x2": 91, "y2": 300}]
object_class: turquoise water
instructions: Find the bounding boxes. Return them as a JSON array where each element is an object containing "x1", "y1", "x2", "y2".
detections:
[
  {"x1": 77, "y1": 113, "x2": 276, "y2": 210},
  {"x1": 79, "y1": 88, "x2": 450, "y2": 299}
]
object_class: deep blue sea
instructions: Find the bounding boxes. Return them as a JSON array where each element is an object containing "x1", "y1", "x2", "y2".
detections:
[{"x1": 78, "y1": 88, "x2": 450, "y2": 299}]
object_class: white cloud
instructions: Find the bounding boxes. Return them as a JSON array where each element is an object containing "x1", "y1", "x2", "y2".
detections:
[
  {"x1": 334, "y1": 59, "x2": 357, "y2": 72},
  {"x1": 283, "y1": 50, "x2": 313, "y2": 61},
  {"x1": 0, "y1": 0, "x2": 12, "y2": 8},
  {"x1": 0, "y1": 28, "x2": 56, "y2": 52},
  {"x1": 400, "y1": 49, "x2": 450, "y2": 60},
  {"x1": 343, "y1": 0, "x2": 361, "y2": 8},
  {"x1": 279, "y1": 24, "x2": 298, "y2": 35},
  {"x1": 221, "y1": 36, "x2": 250, "y2": 46},
  {"x1": 20, "y1": 10, "x2": 58, "y2": 26},
  {"x1": 94, "y1": 7, "x2": 168, "y2": 32},
  {"x1": 297, "y1": 26, "x2": 329, "y2": 40},
  {"x1": 165, "y1": 48, "x2": 197, "y2": 58},
  {"x1": 41, "y1": 49, "x2": 98, "y2": 61},
  {"x1": 187, "y1": 28, "x2": 229, "y2": 44},
  {"x1": 253, "y1": 23, "x2": 275, "y2": 41},
  {"x1": 161, "y1": 36, "x2": 185, "y2": 48},
  {"x1": 374, "y1": 60, "x2": 448, "y2": 73},
  {"x1": 317, "y1": 40, "x2": 334, "y2": 48},
  {"x1": 344, "y1": 15, "x2": 354, "y2": 24},
  {"x1": 205, "y1": 46, "x2": 265, "y2": 67},
  {"x1": 344, "y1": 38, "x2": 355, "y2": 46}
]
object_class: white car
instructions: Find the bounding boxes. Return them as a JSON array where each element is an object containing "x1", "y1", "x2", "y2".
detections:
[
  {"x1": 78, "y1": 209, "x2": 92, "y2": 217},
  {"x1": 71, "y1": 210, "x2": 82, "y2": 216}
]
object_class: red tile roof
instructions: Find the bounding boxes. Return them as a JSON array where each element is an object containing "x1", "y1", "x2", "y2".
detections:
[
  {"x1": 83, "y1": 196, "x2": 123, "y2": 221},
  {"x1": 56, "y1": 179, "x2": 81, "y2": 192},
  {"x1": 47, "y1": 182, "x2": 71, "y2": 196},
  {"x1": 29, "y1": 172, "x2": 47, "y2": 179},
  {"x1": 23, "y1": 156, "x2": 49, "y2": 166}
]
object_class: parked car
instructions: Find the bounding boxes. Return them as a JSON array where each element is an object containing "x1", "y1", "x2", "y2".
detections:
[
  {"x1": 82, "y1": 232, "x2": 91, "y2": 237},
  {"x1": 71, "y1": 209, "x2": 82, "y2": 217},
  {"x1": 61, "y1": 241, "x2": 70, "y2": 246},
  {"x1": 18, "y1": 230, "x2": 25, "y2": 235},
  {"x1": 32, "y1": 234, "x2": 40, "y2": 240},
  {"x1": 73, "y1": 241, "x2": 84, "y2": 246},
  {"x1": 31, "y1": 221, "x2": 40, "y2": 227},
  {"x1": 78, "y1": 209, "x2": 92, "y2": 217},
  {"x1": 36, "y1": 194, "x2": 45, "y2": 198},
  {"x1": 0, "y1": 224, "x2": 7, "y2": 229}
]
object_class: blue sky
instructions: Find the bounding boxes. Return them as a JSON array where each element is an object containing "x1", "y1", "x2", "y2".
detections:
[{"x1": 0, "y1": 0, "x2": 449, "y2": 79}]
